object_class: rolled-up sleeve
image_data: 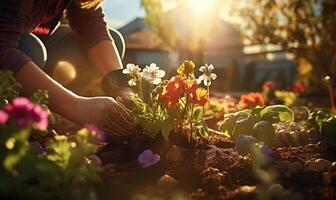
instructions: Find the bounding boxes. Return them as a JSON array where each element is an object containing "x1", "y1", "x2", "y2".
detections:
[
  {"x1": 66, "y1": 3, "x2": 112, "y2": 50},
  {"x1": 0, "y1": 0, "x2": 33, "y2": 74}
]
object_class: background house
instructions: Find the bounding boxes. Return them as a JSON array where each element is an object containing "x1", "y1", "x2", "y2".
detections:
[{"x1": 118, "y1": 17, "x2": 296, "y2": 92}]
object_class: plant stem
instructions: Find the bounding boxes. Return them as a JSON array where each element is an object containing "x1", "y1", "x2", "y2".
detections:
[
  {"x1": 327, "y1": 84, "x2": 336, "y2": 113},
  {"x1": 138, "y1": 77, "x2": 145, "y2": 101}
]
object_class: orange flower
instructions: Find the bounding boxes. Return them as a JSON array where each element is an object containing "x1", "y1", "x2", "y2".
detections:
[
  {"x1": 191, "y1": 88, "x2": 208, "y2": 106},
  {"x1": 184, "y1": 79, "x2": 198, "y2": 95},
  {"x1": 287, "y1": 83, "x2": 305, "y2": 93},
  {"x1": 159, "y1": 93, "x2": 180, "y2": 108},
  {"x1": 262, "y1": 81, "x2": 276, "y2": 91},
  {"x1": 166, "y1": 76, "x2": 186, "y2": 98},
  {"x1": 239, "y1": 92, "x2": 265, "y2": 108},
  {"x1": 159, "y1": 76, "x2": 186, "y2": 108}
]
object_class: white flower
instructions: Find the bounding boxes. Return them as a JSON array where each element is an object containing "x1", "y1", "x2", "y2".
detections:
[
  {"x1": 142, "y1": 63, "x2": 166, "y2": 85},
  {"x1": 198, "y1": 64, "x2": 217, "y2": 86},
  {"x1": 123, "y1": 64, "x2": 142, "y2": 86}
]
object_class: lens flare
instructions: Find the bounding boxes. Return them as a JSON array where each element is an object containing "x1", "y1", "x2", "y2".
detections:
[{"x1": 52, "y1": 61, "x2": 77, "y2": 85}]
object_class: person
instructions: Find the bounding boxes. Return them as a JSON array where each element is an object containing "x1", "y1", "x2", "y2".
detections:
[{"x1": 0, "y1": 0, "x2": 135, "y2": 138}]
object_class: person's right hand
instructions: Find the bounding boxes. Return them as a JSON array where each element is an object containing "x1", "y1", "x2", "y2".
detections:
[{"x1": 71, "y1": 96, "x2": 135, "y2": 138}]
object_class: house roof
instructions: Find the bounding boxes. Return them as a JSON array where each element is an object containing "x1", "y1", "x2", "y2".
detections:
[{"x1": 118, "y1": 18, "x2": 170, "y2": 52}]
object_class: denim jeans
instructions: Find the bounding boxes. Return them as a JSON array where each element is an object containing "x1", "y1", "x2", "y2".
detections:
[{"x1": 18, "y1": 25, "x2": 125, "y2": 94}]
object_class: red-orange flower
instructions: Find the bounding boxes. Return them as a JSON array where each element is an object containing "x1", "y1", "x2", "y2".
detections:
[
  {"x1": 166, "y1": 76, "x2": 186, "y2": 98},
  {"x1": 191, "y1": 88, "x2": 208, "y2": 106},
  {"x1": 239, "y1": 92, "x2": 265, "y2": 108},
  {"x1": 262, "y1": 81, "x2": 276, "y2": 91},
  {"x1": 184, "y1": 79, "x2": 198, "y2": 95},
  {"x1": 159, "y1": 76, "x2": 186, "y2": 108},
  {"x1": 287, "y1": 83, "x2": 305, "y2": 93},
  {"x1": 159, "y1": 93, "x2": 180, "y2": 108}
]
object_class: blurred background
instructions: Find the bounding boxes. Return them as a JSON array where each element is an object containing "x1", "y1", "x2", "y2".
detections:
[{"x1": 96, "y1": 0, "x2": 335, "y2": 94}]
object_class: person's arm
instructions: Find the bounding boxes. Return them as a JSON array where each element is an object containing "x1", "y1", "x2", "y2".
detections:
[
  {"x1": 15, "y1": 62, "x2": 135, "y2": 136},
  {"x1": 87, "y1": 40, "x2": 123, "y2": 76},
  {"x1": 0, "y1": 1, "x2": 135, "y2": 136},
  {"x1": 16, "y1": 62, "x2": 78, "y2": 120},
  {"x1": 66, "y1": 3, "x2": 122, "y2": 75}
]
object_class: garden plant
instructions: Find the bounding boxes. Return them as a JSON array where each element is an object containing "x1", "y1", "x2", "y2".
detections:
[{"x1": 1, "y1": 60, "x2": 336, "y2": 200}]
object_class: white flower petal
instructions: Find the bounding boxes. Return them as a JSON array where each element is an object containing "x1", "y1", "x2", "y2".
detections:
[
  {"x1": 203, "y1": 79, "x2": 209, "y2": 86},
  {"x1": 122, "y1": 69, "x2": 130, "y2": 74},
  {"x1": 198, "y1": 74, "x2": 206, "y2": 81},
  {"x1": 207, "y1": 64, "x2": 214, "y2": 71},
  {"x1": 128, "y1": 79, "x2": 137, "y2": 86},
  {"x1": 156, "y1": 70, "x2": 166, "y2": 78},
  {"x1": 210, "y1": 73, "x2": 217, "y2": 80},
  {"x1": 199, "y1": 66, "x2": 206, "y2": 72},
  {"x1": 152, "y1": 78, "x2": 162, "y2": 85}
]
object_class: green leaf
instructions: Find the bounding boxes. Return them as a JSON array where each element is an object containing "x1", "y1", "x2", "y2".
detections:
[
  {"x1": 260, "y1": 105, "x2": 294, "y2": 123},
  {"x1": 161, "y1": 119, "x2": 174, "y2": 140},
  {"x1": 193, "y1": 106, "x2": 204, "y2": 121}
]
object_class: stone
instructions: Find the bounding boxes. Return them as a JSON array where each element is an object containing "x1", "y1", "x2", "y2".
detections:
[
  {"x1": 157, "y1": 174, "x2": 178, "y2": 190},
  {"x1": 314, "y1": 158, "x2": 332, "y2": 171}
]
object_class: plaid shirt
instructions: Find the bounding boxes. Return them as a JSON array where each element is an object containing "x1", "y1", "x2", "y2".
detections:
[{"x1": 0, "y1": 0, "x2": 111, "y2": 73}]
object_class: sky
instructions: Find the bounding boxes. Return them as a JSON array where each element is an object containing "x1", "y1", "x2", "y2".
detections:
[{"x1": 102, "y1": 0, "x2": 145, "y2": 29}]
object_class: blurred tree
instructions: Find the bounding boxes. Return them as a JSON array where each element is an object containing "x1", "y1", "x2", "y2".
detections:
[
  {"x1": 228, "y1": 0, "x2": 336, "y2": 90},
  {"x1": 141, "y1": 0, "x2": 177, "y2": 47}
]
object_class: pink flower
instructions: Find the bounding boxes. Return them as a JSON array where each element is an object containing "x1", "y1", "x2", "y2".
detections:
[
  {"x1": 0, "y1": 110, "x2": 9, "y2": 125},
  {"x1": 84, "y1": 124, "x2": 107, "y2": 141},
  {"x1": 4, "y1": 97, "x2": 48, "y2": 130}
]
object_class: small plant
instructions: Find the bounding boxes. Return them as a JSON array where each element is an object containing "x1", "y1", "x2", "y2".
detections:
[
  {"x1": 0, "y1": 77, "x2": 103, "y2": 200},
  {"x1": 0, "y1": 71, "x2": 21, "y2": 107},
  {"x1": 307, "y1": 109, "x2": 336, "y2": 141},
  {"x1": 123, "y1": 60, "x2": 216, "y2": 140},
  {"x1": 218, "y1": 105, "x2": 294, "y2": 146}
]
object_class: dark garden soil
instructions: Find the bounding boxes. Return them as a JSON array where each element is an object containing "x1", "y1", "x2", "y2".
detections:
[{"x1": 96, "y1": 128, "x2": 336, "y2": 200}]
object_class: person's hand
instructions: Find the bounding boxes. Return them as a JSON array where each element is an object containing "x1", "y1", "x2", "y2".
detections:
[{"x1": 71, "y1": 96, "x2": 135, "y2": 138}]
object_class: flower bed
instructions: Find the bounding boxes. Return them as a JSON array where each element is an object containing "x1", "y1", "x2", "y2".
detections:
[{"x1": 1, "y1": 62, "x2": 336, "y2": 200}]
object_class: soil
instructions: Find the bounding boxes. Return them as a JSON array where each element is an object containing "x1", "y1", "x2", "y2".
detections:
[
  {"x1": 96, "y1": 128, "x2": 336, "y2": 200},
  {"x1": 49, "y1": 107, "x2": 336, "y2": 200}
]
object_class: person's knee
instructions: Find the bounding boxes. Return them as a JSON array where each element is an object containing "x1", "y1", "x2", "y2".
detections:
[
  {"x1": 109, "y1": 29, "x2": 125, "y2": 59},
  {"x1": 18, "y1": 33, "x2": 47, "y2": 69}
]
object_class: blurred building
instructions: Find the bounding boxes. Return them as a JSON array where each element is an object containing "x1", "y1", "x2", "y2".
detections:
[
  {"x1": 118, "y1": 18, "x2": 171, "y2": 68},
  {"x1": 118, "y1": 17, "x2": 296, "y2": 92}
]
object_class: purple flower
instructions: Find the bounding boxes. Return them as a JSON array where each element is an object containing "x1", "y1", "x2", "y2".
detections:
[
  {"x1": 84, "y1": 124, "x2": 107, "y2": 142},
  {"x1": 0, "y1": 110, "x2": 9, "y2": 125},
  {"x1": 137, "y1": 149, "x2": 160, "y2": 168},
  {"x1": 4, "y1": 97, "x2": 48, "y2": 130},
  {"x1": 261, "y1": 144, "x2": 273, "y2": 156}
]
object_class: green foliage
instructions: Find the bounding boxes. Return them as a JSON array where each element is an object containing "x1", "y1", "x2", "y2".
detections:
[
  {"x1": 0, "y1": 71, "x2": 21, "y2": 106},
  {"x1": 30, "y1": 89, "x2": 49, "y2": 108},
  {"x1": 253, "y1": 121, "x2": 277, "y2": 147},
  {"x1": 260, "y1": 105, "x2": 295, "y2": 123},
  {"x1": 0, "y1": 125, "x2": 101, "y2": 200},
  {"x1": 307, "y1": 109, "x2": 336, "y2": 141},
  {"x1": 141, "y1": 0, "x2": 177, "y2": 46},
  {"x1": 219, "y1": 105, "x2": 294, "y2": 144}
]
